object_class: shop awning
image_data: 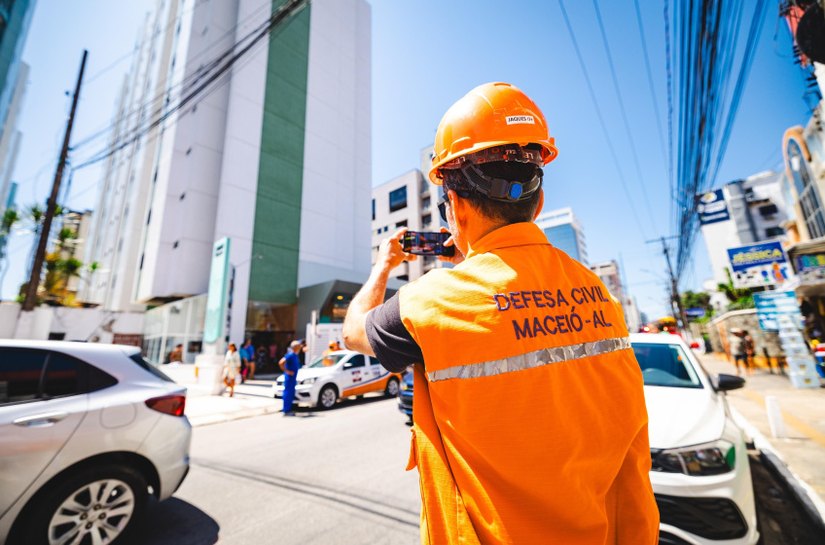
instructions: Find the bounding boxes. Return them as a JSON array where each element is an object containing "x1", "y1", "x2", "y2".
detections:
[{"x1": 786, "y1": 237, "x2": 825, "y2": 296}]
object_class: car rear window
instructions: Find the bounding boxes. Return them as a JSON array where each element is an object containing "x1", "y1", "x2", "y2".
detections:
[
  {"x1": 632, "y1": 342, "x2": 703, "y2": 389},
  {"x1": 128, "y1": 353, "x2": 175, "y2": 383}
]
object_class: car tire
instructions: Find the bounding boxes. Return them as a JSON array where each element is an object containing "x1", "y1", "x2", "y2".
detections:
[
  {"x1": 318, "y1": 384, "x2": 338, "y2": 410},
  {"x1": 385, "y1": 377, "x2": 400, "y2": 397},
  {"x1": 22, "y1": 463, "x2": 148, "y2": 545}
]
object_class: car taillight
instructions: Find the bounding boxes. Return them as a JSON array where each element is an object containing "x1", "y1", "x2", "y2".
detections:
[{"x1": 145, "y1": 394, "x2": 186, "y2": 417}]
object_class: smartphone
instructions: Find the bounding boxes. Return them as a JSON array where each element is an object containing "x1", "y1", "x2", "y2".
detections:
[{"x1": 402, "y1": 231, "x2": 455, "y2": 257}]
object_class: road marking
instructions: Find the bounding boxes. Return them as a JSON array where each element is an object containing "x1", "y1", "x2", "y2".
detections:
[{"x1": 740, "y1": 389, "x2": 825, "y2": 449}]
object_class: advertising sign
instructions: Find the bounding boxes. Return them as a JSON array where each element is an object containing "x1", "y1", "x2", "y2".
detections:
[
  {"x1": 753, "y1": 290, "x2": 799, "y2": 331},
  {"x1": 203, "y1": 237, "x2": 231, "y2": 344},
  {"x1": 794, "y1": 252, "x2": 825, "y2": 285},
  {"x1": 727, "y1": 241, "x2": 792, "y2": 288},
  {"x1": 696, "y1": 189, "x2": 730, "y2": 225}
]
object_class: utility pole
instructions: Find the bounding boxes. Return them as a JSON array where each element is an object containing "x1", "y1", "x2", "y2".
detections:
[
  {"x1": 22, "y1": 50, "x2": 87, "y2": 311},
  {"x1": 646, "y1": 236, "x2": 690, "y2": 333}
]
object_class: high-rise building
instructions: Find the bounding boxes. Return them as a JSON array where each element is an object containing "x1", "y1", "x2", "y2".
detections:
[
  {"x1": 82, "y1": 0, "x2": 371, "y2": 361},
  {"x1": 0, "y1": 0, "x2": 36, "y2": 215},
  {"x1": 371, "y1": 167, "x2": 443, "y2": 282},
  {"x1": 590, "y1": 259, "x2": 641, "y2": 332},
  {"x1": 535, "y1": 207, "x2": 587, "y2": 264}
]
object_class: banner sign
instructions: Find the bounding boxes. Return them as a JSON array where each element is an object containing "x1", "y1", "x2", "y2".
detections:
[
  {"x1": 727, "y1": 241, "x2": 792, "y2": 289},
  {"x1": 203, "y1": 237, "x2": 231, "y2": 344},
  {"x1": 754, "y1": 290, "x2": 799, "y2": 331},
  {"x1": 697, "y1": 189, "x2": 730, "y2": 225},
  {"x1": 685, "y1": 307, "x2": 706, "y2": 318},
  {"x1": 794, "y1": 252, "x2": 825, "y2": 284}
]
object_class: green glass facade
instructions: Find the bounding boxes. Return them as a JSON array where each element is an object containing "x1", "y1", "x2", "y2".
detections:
[
  {"x1": 0, "y1": 0, "x2": 34, "y2": 131},
  {"x1": 249, "y1": 0, "x2": 311, "y2": 304}
]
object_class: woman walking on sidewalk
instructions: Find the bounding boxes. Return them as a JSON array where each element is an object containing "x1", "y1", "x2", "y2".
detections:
[{"x1": 223, "y1": 343, "x2": 242, "y2": 397}]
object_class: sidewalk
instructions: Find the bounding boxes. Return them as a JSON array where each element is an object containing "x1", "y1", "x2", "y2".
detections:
[
  {"x1": 162, "y1": 363, "x2": 281, "y2": 427},
  {"x1": 696, "y1": 351, "x2": 825, "y2": 523}
]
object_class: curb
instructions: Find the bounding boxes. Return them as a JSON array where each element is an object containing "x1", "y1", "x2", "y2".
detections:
[
  {"x1": 730, "y1": 406, "x2": 825, "y2": 532},
  {"x1": 188, "y1": 403, "x2": 278, "y2": 427},
  {"x1": 759, "y1": 450, "x2": 825, "y2": 536}
]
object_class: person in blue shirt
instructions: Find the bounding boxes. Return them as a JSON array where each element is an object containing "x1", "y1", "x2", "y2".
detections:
[
  {"x1": 279, "y1": 340, "x2": 302, "y2": 416},
  {"x1": 241, "y1": 338, "x2": 256, "y2": 381}
]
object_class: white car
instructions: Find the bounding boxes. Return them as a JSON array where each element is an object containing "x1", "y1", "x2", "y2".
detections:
[
  {"x1": 630, "y1": 333, "x2": 758, "y2": 545},
  {"x1": 0, "y1": 340, "x2": 191, "y2": 545},
  {"x1": 274, "y1": 350, "x2": 402, "y2": 409}
]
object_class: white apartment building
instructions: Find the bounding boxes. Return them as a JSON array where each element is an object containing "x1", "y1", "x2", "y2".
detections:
[
  {"x1": 535, "y1": 207, "x2": 588, "y2": 264},
  {"x1": 698, "y1": 171, "x2": 790, "y2": 285},
  {"x1": 371, "y1": 167, "x2": 443, "y2": 281},
  {"x1": 82, "y1": 0, "x2": 372, "y2": 362},
  {"x1": 0, "y1": 62, "x2": 27, "y2": 216}
]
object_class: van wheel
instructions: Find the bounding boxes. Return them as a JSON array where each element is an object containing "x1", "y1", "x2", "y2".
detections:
[
  {"x1": 23, "y1": 464, "x2": 147, "y2": 545},
  {"x1": 318, "y1": 384, "x2": 338, "y2": 410},
  {"x1": 385, "y1": 377, "x2": 400, "y2": 397}
]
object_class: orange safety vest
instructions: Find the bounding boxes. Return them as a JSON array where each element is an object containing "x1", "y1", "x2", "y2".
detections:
[{"x1": 399, "y1": 222, "x2": 659, "y2": 545}]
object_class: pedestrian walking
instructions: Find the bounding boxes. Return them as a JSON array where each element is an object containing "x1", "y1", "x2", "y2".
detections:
[
  {"x1": 743, "y1": 330, "x2": 756, "y2": 374},
  {"x1": 279, "y1": 340, "x2": 302, "y2": 415},
  {"x1": 343, "y1": 82, "x2": 659, "y2": 543},
  {"x1": 729, "y1": 329, "x2": 748, "y2": 376},
  {"x1": 222, "y1": 343, "x2": 241, "y2": 398}
]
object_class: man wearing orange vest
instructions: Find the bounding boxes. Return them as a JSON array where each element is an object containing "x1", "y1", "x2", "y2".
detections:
[{"x1": 344, "y1": 82, "x2": 659, "y2": 544}]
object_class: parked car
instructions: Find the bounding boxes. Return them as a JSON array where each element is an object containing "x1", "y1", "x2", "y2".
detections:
[
  {"x1": 630, "y1": 332, "x2": 758, "y2": 545},
  {"x1": 394, "y1": 335, "x2": 757, "y2": 544},
  {"x1": 0, "y1": 340, "x2": 191, "y2": 545},
  {"x1": 273, "y1": 350, "x2": 401, "y2": 409},
  {"x1": 398, "y1": 370, "x2": 413, "y2": 422}
]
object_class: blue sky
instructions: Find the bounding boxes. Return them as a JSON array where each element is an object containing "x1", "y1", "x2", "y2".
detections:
[{"x1": 2, "y1": 0, "x2": 813, "y2": 320}]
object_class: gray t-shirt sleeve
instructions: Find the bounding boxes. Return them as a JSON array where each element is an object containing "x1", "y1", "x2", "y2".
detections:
[{"x1": 365, "y1": 293, "x2": 424, "y2": 373}]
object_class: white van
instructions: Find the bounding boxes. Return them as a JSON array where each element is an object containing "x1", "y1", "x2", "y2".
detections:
[{"x1": 273, "y1": 350, "x2": 402, "y2": 409}]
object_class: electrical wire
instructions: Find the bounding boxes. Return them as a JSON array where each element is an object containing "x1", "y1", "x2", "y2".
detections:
[
  {"x1": 591, "y1": 0, "x2": 657, "y2": 233},
  {"x1": 557, "y1": 0, "x2": 647, "y2": 238},
  {"x1": 72, "y1": 0, "x2": 307, "y2": 171},
  {"x1": 633, "y1": 0, "x2": 669, "y2": 173}
]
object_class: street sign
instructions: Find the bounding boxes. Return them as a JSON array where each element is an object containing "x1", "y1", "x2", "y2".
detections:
[
  {"x1": 204, "y1": 237, "x2": 231, "y2": 345},
  {"x1": 696, "y1": 189, "x2": 730, "y2": 225},
  {"x1": 727, "y1": 241, "x2": 792, "y2": 288}
]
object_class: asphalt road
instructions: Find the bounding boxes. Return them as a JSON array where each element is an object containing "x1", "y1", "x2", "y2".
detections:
[
  {"x1": 132, "y1": 394, "x2": 825, "y2": 545},
  {"x1": 135, "y1": 395, "x2": 420, "y2": 545}
]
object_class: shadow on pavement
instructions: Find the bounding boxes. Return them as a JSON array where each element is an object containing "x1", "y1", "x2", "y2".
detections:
[
  {"x1": 132, "y1": 497, "x2": 219, "y2": 545},
  {"x1": 290, "y1": 393, "x2": 396, "y2": 415}
]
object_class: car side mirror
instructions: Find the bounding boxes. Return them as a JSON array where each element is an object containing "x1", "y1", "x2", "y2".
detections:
[
  {"x1": 342, "y1": 362, "x2": 353, "y2": 370},
  {"x1": 714, "y1": 373, "x2": 745, "y2": 392}
]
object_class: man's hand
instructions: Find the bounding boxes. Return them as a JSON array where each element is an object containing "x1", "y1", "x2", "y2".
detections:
[
  {"x1": 343, "y1": 228, "x2": 416, "y2": 355},
  {"x1": 438, "y1": 226, "x2": 465, "y2": 265},
  {"x1": 376, "y1": 228, "x2": 416, "y2": 271}
]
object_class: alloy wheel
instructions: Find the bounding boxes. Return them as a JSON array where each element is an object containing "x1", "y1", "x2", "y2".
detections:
[{"x1": 48, "y1": 478, "x2": 135, "y2": 545}]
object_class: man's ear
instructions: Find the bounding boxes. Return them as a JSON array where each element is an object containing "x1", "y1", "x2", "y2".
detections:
[
  {"x1": 533, "y1": 189, "x2": 545, "y2": 221},
  {"x1": 448, "y1": 189, "x2": 467, "y2": 225}
]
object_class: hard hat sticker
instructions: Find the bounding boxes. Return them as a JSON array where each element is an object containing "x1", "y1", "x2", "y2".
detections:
[{"x1": 505, "y1": 115, "x2": 535, "y2": 125}]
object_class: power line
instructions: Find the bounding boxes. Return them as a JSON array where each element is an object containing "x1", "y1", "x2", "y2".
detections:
[
  {"x1": 557, "y1": 0, "x2": 647, "y2": 238},
  {"x1": 591, "y1": 0, "x2": 657, "y2": 233},
  {"x1": 72, "y1": 0, "x2": 308, "y2": 171}
]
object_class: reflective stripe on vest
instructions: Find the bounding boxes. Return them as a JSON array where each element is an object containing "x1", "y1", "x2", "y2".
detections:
[{"x1": 427, "y1": 335, "x2": 631, "y2": 382}]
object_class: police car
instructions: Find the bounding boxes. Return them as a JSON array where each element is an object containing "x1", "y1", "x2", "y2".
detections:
[{"x1": 273, "y1": 350, "x2": 401, "y2": 409}]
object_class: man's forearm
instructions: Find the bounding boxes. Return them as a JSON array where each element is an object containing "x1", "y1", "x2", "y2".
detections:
[{"x1": 343, "y1": 262, "x2": 393, "y2": 354}]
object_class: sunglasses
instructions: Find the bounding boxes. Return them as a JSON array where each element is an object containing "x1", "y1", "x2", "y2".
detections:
[{"x1": 438, "y1": 196, "x2": 448, "y2": 222}]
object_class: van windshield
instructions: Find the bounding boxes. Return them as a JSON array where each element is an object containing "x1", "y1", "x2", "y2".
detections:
[{"x1": 309, "y1": 353, "x2": 346, "y2": 368}]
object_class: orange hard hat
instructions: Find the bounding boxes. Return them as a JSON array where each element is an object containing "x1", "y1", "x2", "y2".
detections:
[{"x1": 429, "y1": 82, "x2": 558, "y2": 184}]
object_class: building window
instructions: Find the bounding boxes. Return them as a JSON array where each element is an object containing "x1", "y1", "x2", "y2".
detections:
[
  {"x1": 372, "y1": 198, "x2": 375, "y2": 220},
  {"x1": 389, "y1": 186, "x2": 407, "y2": 213},
  {"x1": 422, "y1": 196, "x2": 431, "y2": 210},
  {"x1": 422, "y1": 213, "x2": 431, "y2": 228},
  {"x1": 789, "y1": 139, "x2": 825, "y2": 239},
  {"x1": 758, "y1": 204, "x2": 778, "y2": 217},
  {"x1": 395, "y1": 220, "x2": 408, "y2": 228},
  {"x1": 765, "y1": 226, "x2": 784, "y2": 238}
]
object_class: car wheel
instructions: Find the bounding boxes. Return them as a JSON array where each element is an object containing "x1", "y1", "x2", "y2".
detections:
[
  {"x1": 23, "y1": 464, "x2": 147, "y2": 545},
  {"x1": 385, "y1": 377, "x2": 400, "y2": 397},
  {"x1": 318, "y1": 384, "x2": 338, "y2": 410}
]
